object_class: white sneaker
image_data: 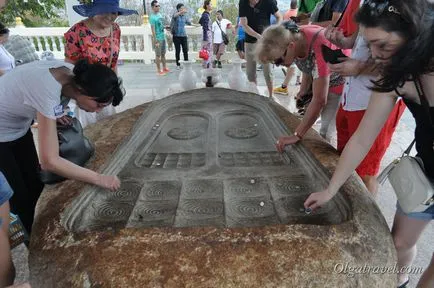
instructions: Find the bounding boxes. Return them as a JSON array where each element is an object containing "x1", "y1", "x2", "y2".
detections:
[{"x1": 176, "y1": 65, "x2": 182, "y2": 70}]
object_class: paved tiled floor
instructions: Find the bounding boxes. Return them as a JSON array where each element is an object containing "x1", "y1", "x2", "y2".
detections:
[{"x1": 12, "y1": 63, "x2": 433, "y2": 287}]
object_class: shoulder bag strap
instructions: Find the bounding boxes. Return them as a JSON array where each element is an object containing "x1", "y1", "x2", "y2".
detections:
[
  {"x1": 403, "y1": 139, "x2": 416, "y2": 156},
  {"x1": 217, "y1": 21, "x2": 224, "y2": 33},
  {"x1": 334, "y1": 0, "x2": 350, "y2": 27},
  {"x1": 403, "y1": 77, "x2": 433, "y2": 156},
  {"x1": 60, "y1": 95, "x2": 70, "y2": 107},
  {"x1": 107, "y1": 25, "x2": 114, "y2": 69},
  {"x1": 307, "y1": 28, "x2": 324, "y2": 53}
]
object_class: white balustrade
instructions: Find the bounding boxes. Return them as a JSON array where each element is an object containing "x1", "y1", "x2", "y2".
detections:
[{"x1": 9, "y1": 25, "x2": 236, "y2": 64}]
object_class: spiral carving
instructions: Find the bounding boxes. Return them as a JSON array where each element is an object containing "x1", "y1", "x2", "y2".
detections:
[
  {"x1": 143, "y1": 182, "x2": 180, "y2": 200},
  {"x1": 167, "y1": 126, "x2": 205, "y2": 140},
  {"x1": 224, "y1": 126, "x2": 258, "y2": 139},
  {"x1": 183, "y1": 180, "x2": 223, "y2": 199},
  {"x1": 227, "y1": 198, "x2": 273, "y2": 218},
  {"x1": 133, "y1": 201, "x2": 176, "y2": 221},
  {"x1": 107, "y1": 189, "x2": 139, "y2": 202},
  {"x1": 92, "y1": 202, "x2": 133, "y2": 220},
  {"x1": 178, "y1": 199, "x2": 223, "y2": 218}
]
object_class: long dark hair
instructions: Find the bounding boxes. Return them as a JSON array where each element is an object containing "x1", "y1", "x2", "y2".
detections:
[
  {"x1": 356, "y1": 0, "x2": 434, "y2": 92},
  {"x1": 203, "y1": 0, "x2": 210, "y2": 10},
  {"x1": 73, "y1": 59, "x2": 125, "y2": 106},
  {"x1": 0, "y1": 22, "x2": 9, "y2": 36}
]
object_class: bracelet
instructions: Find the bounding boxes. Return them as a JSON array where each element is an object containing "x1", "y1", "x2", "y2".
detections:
[{"x1": 294, "y1": 132, "x2": 302, "y2": 140}]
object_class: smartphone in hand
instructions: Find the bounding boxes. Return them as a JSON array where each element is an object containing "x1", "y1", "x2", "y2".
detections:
[{"x1": 321, "y1": 45, "x2": 348, "y2": 64}]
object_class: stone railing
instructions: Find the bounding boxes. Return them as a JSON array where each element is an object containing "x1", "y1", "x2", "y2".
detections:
[{"x1": 9, "y1": 23, "x2": 238, "y2": 64}]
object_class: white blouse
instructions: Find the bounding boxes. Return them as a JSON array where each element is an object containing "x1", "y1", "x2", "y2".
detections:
[{"x1": 0, "y1": 45, "x2": 15, "y2": 74}]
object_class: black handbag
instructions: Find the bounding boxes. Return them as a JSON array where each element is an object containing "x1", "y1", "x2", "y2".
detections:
[{"x1": 39, "y1": 117, "x2": 95, "y2": 184}]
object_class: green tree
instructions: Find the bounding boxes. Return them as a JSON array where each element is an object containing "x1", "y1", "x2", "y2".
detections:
[{"x1": 0, "y1": 0, "x2": 65, "y2": 26}]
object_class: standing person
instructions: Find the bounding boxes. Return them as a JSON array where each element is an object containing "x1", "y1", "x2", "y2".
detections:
[
  {"x1": 171, "y1": 3, "x2": 191, "y2": 69},
  {"x1": 0, "y1": 22, "x2": 15, "y2": 76},
  {"x1": 303, "y1": 1, "x2": 434, "y2": 287},
  {"x1": 239, "y1": 0, "x2": 282, "y2": 97},
  {"x1": 257, "y1": 23, "x2": 345, "y2": 142},
  {"x1": 324, "y1": 0, "x2": 405, "y2": 194},
  {"x1": 64, "y1": 0, "x2": 137, "y2": 126},
  {"x1": 273, "y1": 0, "x2": 348, "y2": 95},
  {"x1": 283, "y1": 0, "x2": 298, "y2": 20},
  {"x1": 211, "y1": 10, "x2": 233, "y2": 68},
  {"x1": 199, "y1": 0, "x2": 213, "y2": 68},
  {"x1": 274, "y1": 0, "x2": 299, "y2": 95},
  {"x1": 150, "y1": 0, "x2": 169, "y2": 76},
  {"x1": 0, "y1": 59, "x2": 124, "y2": 235},
  {"x1": 235, "y1": 16, "x2": 246, "y2": 60}
]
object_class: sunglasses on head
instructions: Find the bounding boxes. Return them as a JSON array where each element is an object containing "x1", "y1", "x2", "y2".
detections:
[{"x1": 363, "y1": 0, "x2": 400, "y2": 17}]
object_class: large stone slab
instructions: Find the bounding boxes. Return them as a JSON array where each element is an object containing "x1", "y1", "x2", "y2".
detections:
[{"x1": 29, "y1": 88, "x2": 397, "y2": 287}]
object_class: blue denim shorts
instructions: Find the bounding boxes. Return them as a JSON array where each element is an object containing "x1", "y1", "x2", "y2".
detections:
[
  {"x1": 0, "y1": 172, "x2": 14, "y2": 227},
  {"x1": 396, "y1": 202, "x2": 434, "y2": 221}
]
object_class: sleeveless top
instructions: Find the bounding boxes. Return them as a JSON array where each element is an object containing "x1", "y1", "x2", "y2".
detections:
[
  {"x1": 402, "y1": 98, "x2": 434, "y2": 179},
  {"x1": 293, "y1": 28, "x2": 345, "y2": 88}
]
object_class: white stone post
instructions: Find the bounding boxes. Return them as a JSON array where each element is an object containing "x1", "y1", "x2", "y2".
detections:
[
  {"x1": 141, "y1": 16, "x2": 152, "y2": 64},
  {"x1": 65, "y1": 0, "x2": 85, "y2": 26}
]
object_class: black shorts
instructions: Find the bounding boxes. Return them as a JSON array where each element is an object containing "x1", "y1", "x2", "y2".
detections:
[{"x1": 236, "y1": 39, "x2": 245, "y2": 52}]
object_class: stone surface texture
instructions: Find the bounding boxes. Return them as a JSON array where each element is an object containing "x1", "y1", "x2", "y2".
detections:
[{"x1": 29, "y1": 89, "x2": 397, "y2": 288}]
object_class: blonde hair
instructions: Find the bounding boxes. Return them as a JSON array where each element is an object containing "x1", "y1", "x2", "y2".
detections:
[{"x1": 255, "y1": 24, "x2": 302, "y2": 64}]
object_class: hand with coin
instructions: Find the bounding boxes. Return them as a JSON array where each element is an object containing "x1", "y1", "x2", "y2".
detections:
[
  {"x1": 304, "y1": 189, "x2": 335, "y2": 212},
  {"x1": 275, "y1": 133, "x2": 301, "y2": 153}
]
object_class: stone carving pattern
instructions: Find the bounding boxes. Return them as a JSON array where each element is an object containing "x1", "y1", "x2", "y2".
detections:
[
  {"x1": 224, "y1": 126, "x2": 259, "y2": 139},
  {"x1": 218, "y1": 151, "x2": 287, "y2": 167},
  {"x1": 175, "y1": 179, "x2": 225, "y2": 227},
  {"x1": 137, "y1": 153, "x2": 206, "y2": 168},
  {"x1": 167, "y1": 126, "x2": 205, "y2": 140},
  {"x1": 65, "y1": 95, "x2": 350, "y2": 232},
  {"x1": 224, "y1": 178, "x2": 278, "y2": 227}
]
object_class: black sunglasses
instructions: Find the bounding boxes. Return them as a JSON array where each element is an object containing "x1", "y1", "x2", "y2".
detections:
[
  {"x1": 273, "y1": 21, "x2": 299, "y2": 66},
  {"x1": 363, "y1": 0, "x2": 400, "y2": 17},
  {"x1": 273, "y1": 48, "x2": 288, "y2": 66}
]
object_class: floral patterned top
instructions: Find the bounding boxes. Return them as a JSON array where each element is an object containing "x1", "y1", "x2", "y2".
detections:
[{"x1": 64, "y1": 21, "x2": 121, "y2": 70}]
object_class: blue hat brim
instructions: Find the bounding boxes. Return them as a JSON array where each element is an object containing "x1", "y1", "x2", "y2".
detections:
[{"x1": 73, "y1": 4, "x2": 138, "y2": 17}]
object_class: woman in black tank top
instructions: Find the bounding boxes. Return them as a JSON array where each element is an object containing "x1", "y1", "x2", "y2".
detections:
[
  {"x1": 401, "y1": 98, "x2": 434, "y2": 179},
  {"x1": 303, "y1": 1, "x2": 434, "y2": 287}
]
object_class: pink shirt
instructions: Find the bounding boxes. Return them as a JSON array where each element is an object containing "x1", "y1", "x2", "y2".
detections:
[
  {"x1": 64, "y1": 21, "x2": 121, "y2": 70},
  {"x1": 284, "y1": 9, "x2": 298, "y2": 21},
  {"x1": 297, "y1": 25, "x2": 344, "y2": 95}
]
